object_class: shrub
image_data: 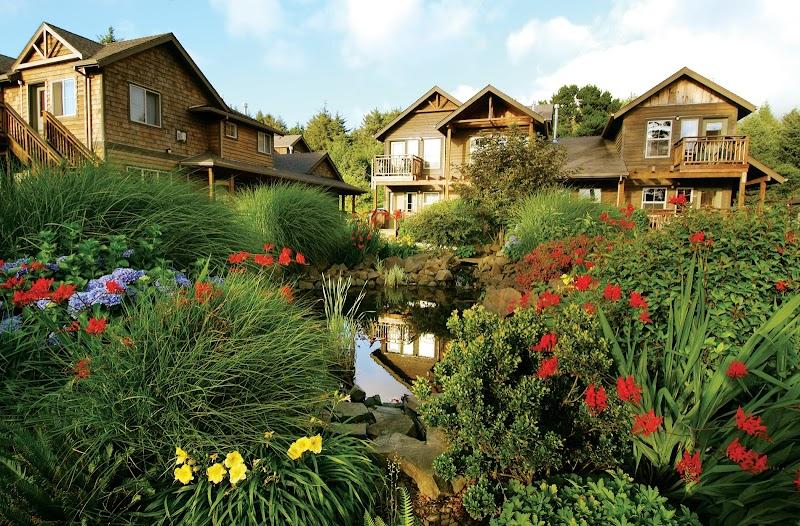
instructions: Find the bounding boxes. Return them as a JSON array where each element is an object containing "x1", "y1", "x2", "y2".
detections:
[
  {"x1": 0, "y1": 164, "x2": 258, "y2": 269},
  {"x1": 384, "y1": 265, "x2": 407, "y2": 288},
  {"x1": 238, "y1": 183, "x2": 347, "y2": 263},
  {"x1": 598, "y1": 265, "x2": 800, "y2": 526},
  {"x1": 412, "y1": 303, "x2": 630, "y2": 520},
  {"x1": 505, "y1": 188, "x2": 635, "y2": 260},
  {"x1": 399, "y1": 199, "x2": 491, "y2": 247},
  {"x1": 335, "y1": 217, "x2": 383, "y2": 267},
  {"x1": 595, "y1": 206, "x2": 800, "y2": 352},
  {"x1": 491, "y1": 470, "x2": 701, "y2": 526}
]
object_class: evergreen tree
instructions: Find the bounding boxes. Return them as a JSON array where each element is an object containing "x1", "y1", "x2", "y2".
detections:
[
  {"x1": 97, "y1": 26, "x2": 118, "y2": 44},
  {"x1": 303, "y1": 107, "x2": 347, "y2": 151},
  {"x1": 254, "y1": 111, "x2": 288, "y2": 134},
  {"x1": 739, "y1": 104, "x2": 782, "y2": 166},
  {"x1": 549, "y1": 84, "x2": 622, "y2": 137},
  {"x1": 780, "y1": 109, "x2": 800, "y2": 168}
]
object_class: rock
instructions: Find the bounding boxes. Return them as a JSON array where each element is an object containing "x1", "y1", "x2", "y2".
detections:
[
  {"x1": 435, "y1": 269, "x2": 453, "y2": 282},
  {"x1": 403, "y1": 255, "x2": 425, "y2": 274},
  {"x1": 383, "y1": 256, "x2": 402, "y2": 270},
  {"x1": 367, "y1": 412, "x2": 416, "y2": 438},
  {"x1": 482, "y1": 287, "x2": 522, "y2": 317},
  {"x1": 367, "y1": 270, "x2": 379, "y2": 280},
  {"x1": 372, "y1": 433, "x2": 450, "y2": 499},
  {"x1": 349, "y1": 385, "x2": 366, "y2": 403},
  {"x1": 403, "y1": 394, "x2": 420, "y2": 413},
  {"x1": 364, "y1": 394, "x2": 382, "y2": 408},
  {"x1": 332, "y1": 402, "x2": 374, "y2": 423},
  {"x1": 298, "y1": 280, "x2": 314, "y2": 290},
  {"x1": 330, "y1": 422, "x2": 368, "y2": 437}
]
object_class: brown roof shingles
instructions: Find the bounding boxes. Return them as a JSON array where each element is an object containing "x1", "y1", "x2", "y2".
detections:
[
  {"x1": 0, "y1": 54, "x2": 14, "y2": 74},
  {"x1": 43, "y1": 22, "x2": 105, "y2": 57},
  {"x1": 558, "y1": 136, "x2": 628, "y2": 179}
]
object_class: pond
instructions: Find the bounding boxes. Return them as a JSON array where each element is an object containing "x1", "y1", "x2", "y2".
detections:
[{"x1": 310, "y1": 286, "x2": 480, "y2": 402}]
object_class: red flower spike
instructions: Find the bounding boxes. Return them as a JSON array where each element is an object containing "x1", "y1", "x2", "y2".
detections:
[
  {"x1": 73, "y1": 357, "x2": 92, "y2": 380},
  {"x1": 536, "y1": 290, "x2": 561, "y2": 313},
  {"x1": 616, "y1": 375, "x2": 642, "y2": 404},
  {"x1": 726, "y1": 438, "x2": 768, "y2": 474},
  {"x1": 105, "y1": 280, "x2": 125, "y2": 294},
  {"x1": 254, "y1": 254, "x2": 274, "y2": 266},
  {"x1": 295, "y1": 252, "x2": 308, "y2": 265},
  {"x1": 632, "y1": 409, "x2": 663, "y2": 437},
  {"x1": 584, "y1": 384, "x2": 608, "y2": 415},
  {"x1": 574, "y1": 274, "x2": 592, "y2": 292},
  {"x1": 1, "y1": 276, "x2": 24, "y2": 289},
  {"x1": 629, "y1": 291, "x2": 648, "y2": 310},
  {"x1": 735, "y1": 406, "x2": 769, "y2": 440},
  {"x1": 676, "y1": 450, "x2": 702, "y2": 483},
  {"x1": 278, "y1": 247, "x2": 293, "y2": 266},
  {"x1": 668, "y1": 194, "x2": 688, "y2": 206},
  {"x1": 689, "y1": 231, "x2": 706, "y2": 244},
  {"x1": 583, "y1": 302, "x2": 596, "y2": 315},
  {"x1": 603, "y1": 284, "x2": 621, "y2": 302},
  {"x1": 86, "y1": 317, "x2": 107, "y2": 336},
  {"x1": 227, "y1": 251, "x2": 251, "y2": 264},
  {"x1": 63, "y1": 320, "x2": 80, "y2": 333},
  {"x1": 726, "y1": 360, "x2": 748, "y2": 379},
  {"x1": 52, "y1": 283, "x2": 76, "y2": 303},
  {"x1": 794, "y1": 468, "x2": 800, "y2": 491},
  {"x1": 536, "y1": 356, "x2": 558, "y2": 379},
  {"x1": 639, "y1": 310, "x2": 652, "y2": 324},
  {"x1": 194, "y1": 281, "x2": 214, "y2": 304},
  {"x1": 263, "y1": 243, "x2": 274, "y2": 252},
  {"x1": 531, "y1": 332, "x2": 558, "y2": 352},
  {"x1": 29, "y1": 261, "x2": 44, "y2": 271},
  {"x1": 775, "y1": 280, "x2": 788, "y2": 292},
  {"x1": 280, "y1": 285, "x2": 294, "y2": 303}
]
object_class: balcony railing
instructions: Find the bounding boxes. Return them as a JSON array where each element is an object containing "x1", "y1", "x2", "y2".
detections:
[
  {"x1": 672, "y1": 135, "x2": 749, "y2": 170},
  {"x1": 372, "y1": 154, "x2": 424, "y2": 182}
]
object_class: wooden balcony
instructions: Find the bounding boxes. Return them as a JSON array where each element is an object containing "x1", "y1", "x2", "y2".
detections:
[
  {"x1": 672, "y1": 135, "x2": 749, "y2": 172},
  {"x1": 372, "y1": 154, "x2": 424, "y2": 182}
]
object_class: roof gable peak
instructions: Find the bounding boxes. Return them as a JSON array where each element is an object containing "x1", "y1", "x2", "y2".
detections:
[
  {"x1": 11, "y1": 22, "x2": 99, "y2": 71},
  {"x1": 374, "y1": 86, "x2": 461, "y2": 141}
]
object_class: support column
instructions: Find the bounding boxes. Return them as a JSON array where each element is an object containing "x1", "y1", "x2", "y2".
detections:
[
  {"x1": 207, "y1": 167, "x2": 215, "y2": 199},
  {"x1": 351, "y1": 194, "x2": 355, "y2": 214},
  {"x1": 738, "y1": 172, "x2": 747, "y2": 209},
  {"x1": 444, "y1": 126, "x2": 452, "y2": 200},
  {"x1": 373, "y1": 185, "x2": 379, "y2": 210},
  {"x1": 616, "y1": 177, "x2": 625, "y2": 207},
  {"x1": 759, "y1": 180, "x2": 767, "y2": 209}
]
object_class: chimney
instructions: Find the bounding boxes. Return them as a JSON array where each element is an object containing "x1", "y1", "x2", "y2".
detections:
[{"x1": 552, "y1": 104, "x2": 560, "y2": 143}]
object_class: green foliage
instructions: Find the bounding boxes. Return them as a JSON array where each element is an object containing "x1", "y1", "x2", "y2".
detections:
[
  {"x1": 595, "y1": 207, "x2": 800, "y2": 353},
  {"x1": 97, "y1": 25, "x2": 118, "y2": 43},
  {"x1": 0, "y1": 163, "x2": 258, "y2": 269},
  {"x1": 413, "y1": 304, "x2": 630, "y2": 519},
  {"x1": 739, "y1": 104, "x2": 800, "y2": 199},
  {"x1": 740, "y1": 104, "x2": 783, "y2": 167},
  {"x1": 506, "y1": 188, "x2": 633, "y2": 260},
  {"x1": 254, "y1": 111, "x2": 288, "y2": 134},
  {"x1": 780, "y1": 108, "x2": 800, "y2": 168},
  {"x1": 399, "y1": 199, "x2": 491, "y2": 247},
  {"x1": 237, "y1": 183, "x2": 347, "y2": 263},
  {"x1": 322, "y1": 274, "x2": 365, "y2": 371},
  {"x1": 383, "y1": 265, "x2": 407, "y2": 288},
  {"x1": 491, "y1": 470, "x2": 701, "y2": 526},
  {"x1": 599, "y1": 266, "x2": 800, "y2": 525},
  {"x1": 547, "y1": 84, "x2": 623, "y2": 137},
  {"x1": 303, "y1": 106, "x2": 348, "y2": 151},
  {"x1": 377, "y1": 236, "x2": 417, "y2": 259},
  {"x1": 364, "y1": 487, "x2": 418, "y2": 526},
  {"x1": 141, "y1": 433, "x2": 380, "y2": 526},
  {"x1": 456, "y1": 130, "x2": 573, "y2": 228}
]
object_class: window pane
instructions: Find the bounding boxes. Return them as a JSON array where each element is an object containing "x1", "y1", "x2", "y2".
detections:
[
  {"x1": 63, "y1": 78, "x2": 76, "y2": 116},
  {"x1": 422, "y1": 138, "x2": 441, "y2": 169},
  {"x1": 52, "y1": 81, "x2": 64, "y2": 116},
  {"x1": 406, "y1": 139, "x2": 419, "y2": 157},
  {"x1": 646, "y1": 140, "x2": 670, "y2": 157},
  {"x1": 647, "y1": 120, "x2": 672, "y2": 139},
  {"x1": 680, "y1": 118, "x2": 698, "y2": 138},
  {"x1": 130, "y1": 86, "x2": 146, "y2": 123},
  {"x1": 146, "y1": 91, "x2": 160, "y2": 126},
  {"x1": 389, "y1": 141, "x2": 405, "y2": 156}
]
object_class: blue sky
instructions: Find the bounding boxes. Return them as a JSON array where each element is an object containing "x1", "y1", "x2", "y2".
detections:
[{"x1": 2, "y1": 0, "x2": 798, "y2": 129}]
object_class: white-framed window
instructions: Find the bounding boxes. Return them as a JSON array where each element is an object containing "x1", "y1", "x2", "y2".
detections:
[
  {"x1": 129, "y1": 84, "x2": 161, "y2": 127},
  {"x1": 676, "y1": 187, "x2": 693, "y2": 204},
  {"x1": 645, "y1": 119, "x2": 672, "y2": 158},
  {"x1": 224, "y1": 122, "x2": 238, "y2": 139},
  {"x1": 126, "y1": 165, "x2": 169, "y2": 178},
  {"x1": 679, "y1": 118, "x2": 699, "y2": 139},
  {"x1": 422, "y1": 192, "x2": 441, "y2": 208},
  {"x1": 50, "y1": 78, "x2": 76, "y2": 117},
  {"x1": 422, "y1": 138, "x2": 441, "y2": 169},
  {"x1": 703, "y1": 118, "x2": 728, "y2": 137},
  {"x1": 642, "y1": 187, "x2": 667, "y2": 209},
  {"x1": 389, "y1": 139, "x2": 419, "y2": 157},
  {"x1": 578, "y1": 188, "x2": 602, "y2": 203},
  {"x1": 257, "y1": 131, "x2": 272, "y2": 154},
  {"x1": 468, "y1": 136, "x2": 489, "y2": 161},
  {"x1": 405, "y1": 193, "x2": 416, "y2": 212}
]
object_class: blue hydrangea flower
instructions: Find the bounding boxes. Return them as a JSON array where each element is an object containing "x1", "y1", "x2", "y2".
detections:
[
  {"x1": 174, "y1": 272, "x2": 191, "y2": 288},
  {"x1": 46, "y1": 262, "x2": 61, "y2": 272},
  {"x1": 36, "y1": 299, "x2": 53, "y2": 310},
  {"x1": 209, "y1": 275, "x2": 225, "y2": 286},
  {"x1": 67, "y1": 286, "x2": 123, "y2": 317},
  {"x1": 122, "y1": 249, "x2": 135, "y2": 259},
  {"x1": 1, "y1": 258, "x2": 28, "y2": 273},
  {"x1": 0, "y1": 315, "x2": 22, "y2": 333}
]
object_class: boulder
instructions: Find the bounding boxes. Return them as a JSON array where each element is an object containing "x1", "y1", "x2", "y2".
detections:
[
  {"x1": 435, "y1": 269, "x2": 453, "y2": 282},
  {"x1": 298, "y1": 280, "x2": 314, "y2": 290},
  {"x1": 349, "y1": 385, "x2": 366, "y2": 403},
  {"x1": 382, "y1": 256, "x2": 403, "y2": 270},
  {"x1": 364, "y1": 394, "x2": 382, "y2": 408},
  {"x1": 330, "y1": 422, "x2": 368, "y2": 437},
  {"x1": 372, "y1": 433, "x2": 450, "y2": 499},
  {"x1": 403, "y1": 394, "x2": 421, "y2": 414},
  {"x1": 403, "y1": 255, "x2": 425, "y2": 274},
  {"x1": 367, "y1": 412, "x2": 416, "y2": 438},
  {"x1": 482, "y1": 287, "x2": 522, "y2": 317},
  {"x1": 332, "y1": 402, "x2": 374, "y2": 424}
]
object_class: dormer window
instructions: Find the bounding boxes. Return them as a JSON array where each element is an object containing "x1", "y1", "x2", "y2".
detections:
[
  {"x1": 225, "y1": 122, "x2": 238, "y2": 139},
  {"x1": 645, "y1": 119, "x2": 672, "y2": 158}
]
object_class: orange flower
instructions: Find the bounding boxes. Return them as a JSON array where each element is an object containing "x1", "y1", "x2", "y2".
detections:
[
  {"x1": 536, "y1": 356, "x2": 558, "y2": 379},
  {"x1": 295, "y1": 252, "x2": 308, "y2": 265},
  {"x1": 73, "y1": 357, "x2": 91, "y2": 379},
  {"x1": 280, "y1": 285, "x2": 294, "y2": 303},
  {"x1": 254, "y1": 254, "x2": 274, "y2": 266},
  {"x1": 194, "y1": 281, "x2": 214, "y2": 304},
  {"x1": 632, "y1": 409, "x2": 663, "y2": 437},
  {"x1": 105, "y1": 280, "x2": 125, "y2": 294},
  {"x1": 278, "y1": 248, "x2": 292, "y2": 266},
  {"x1": 227, "y1": 251, "x2": 251, "y2": 264},
  {"x1": 52, "y1": 283, "x2": 76, "y2": 303},
  {"x1": 86, "y1": 317, "x2": 107, "y2": 336}
]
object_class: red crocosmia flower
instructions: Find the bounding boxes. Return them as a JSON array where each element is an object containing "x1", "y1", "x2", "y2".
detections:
[
  {"x1": 531, "y1": 332, "x2": 558, "y2": 352},
  {"x1": 518, "y1": 292, "x2": 531, "y2": 310},
  {"x1": 105, "y1": 280, "x2": 125, "y2": 294},
  {"x1": 227, "y1": 251, "x2": 251, "y2": 264},
  {"x1": 726, "y1": 438, "x2": 768, "y2": 474},
  {"x1": 536, "y1": 290, "x2": 561, "y2": 312},
  {"x1": 620, "y1": 203, "x2": 635, "y2": 218},
  {"x1": 775, "y1": 280, "x2": 788, "y2": 292},
  {"x1": 639, "y1": 310, "x2": 652, "y2": 324},
  {"x1": 794, "y1": 468, "x2": 800, "y2": 491},
  {"x1": 253, "y1": 254, "x2": 274, "y2": 266},
  {"x1": 278, "y1": 247, "x2": 293, "y2": 266},
  {"x1": 29, "y1": 261, "x2": 44, "y2": 271},
  {"x1": 194, "y1": 281, "x2": 214, "y2": 304},
  {"x1": 735, "y1": 406, "x2": 769, "y2": 440},
  {"x1": 73, "y1": 357, "x2": 92, "y2": 380},
  {"x1": 583, "y1": 302, "x2": 596, "y2": 315},
  {"x1": 632, "y1": 409, "x2": 663, "y2": 437},
  {"x1": 263, "y1": 243, "x2": 274, "y2": 252},
  {"x1": 616, "y1": 376, "x2": 642, "y2": 404},
  {"x1": 86, "y1": 317, "x2": 108, "y2": 336},
  {"x1": 689, "y1": 231, "x2": 706, "y2": 244},
  {"x1": 52, "y1": 283, "x2": 76, "y2": 303},
  {"x1": 0, "y1": 258, "x2": 4, "y2": 269},
  {"x1": 668, "y1": 194, "x2": 688, "y2": 206},
  {"x1": 726, "y1": 360, "x2": 748, "y2": 379},
  {"x1": 63, "y1": 320, "x2": 80, "y2": 333},
  {"x1": 574, "y1": 274, "x2": 592, "y2": 292},
  {"x1": 584, "y1": 384, "x2": 608, "y2": 415},
  {"x1": 676, "y1": 450, "x2": 702, "y2": 483},
  {"x1": 603, "y1": 284, "x2": 621, "y2": 302},
  {"x1": 295, "y1": 252, "x2": 308, "y2": 265},
  {"x1": 584, "y1": 260, "x2": 595, "y2": 270},
  {"x1": 599, "y1": 212, "x2": 610, "y2": 222},
  {"x1": 1, "y1": 276, "x2": 24, "y2": 289},
  {"x1": 629, "y1": 291, "x2": 648, "y2": 310},
  {"x1": 280, "y1": 285, "x2": 294, "y2": 303},
  {"x1": 536, "y1": 356, "x2": 558, "y2": 379},
  {"x1": 120, "y1": 336, "x2": 134, "y2": 347},
  {"x1": 13, "y1": 277, "x2": 54, "y2": 306}
]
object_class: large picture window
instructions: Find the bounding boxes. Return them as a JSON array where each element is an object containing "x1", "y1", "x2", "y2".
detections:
[
  {"x1": 51, "y1": 78, "x2": 76, "y2": 117},
  {"x1": 645, "y1": 119, "x2": 672, "y2": 158},
  {"x1": 422, "y1": 138, "x2": 441, "y2": 169},
  {"x1": 129, "y1": 84, "x2": 161, "y2": 127},
  {"x1": 642, "y1": 187, "x2": 667, "y2": 209}
]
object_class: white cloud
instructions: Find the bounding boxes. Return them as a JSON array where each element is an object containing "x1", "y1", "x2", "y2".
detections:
[
  {"x1": 506, "y1": 16, "x2": 595, "y2": 64},
  {"x1": 511, "y1": 0, "x2": 800, "y2": 114},
  {"x1": 209, "y1": 0, "x2": 283, "y2": 40},
  {"x1": 451, "y1": 84, "x2": 478, "y2": 103}
]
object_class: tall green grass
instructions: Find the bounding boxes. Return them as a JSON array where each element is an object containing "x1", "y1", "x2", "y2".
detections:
[
  {"x1": 0, "y1": 163, "x2": 259, "y2": 268},
  {"x1": 237, "y1": 183, "x2": 347, "y2": 264}
]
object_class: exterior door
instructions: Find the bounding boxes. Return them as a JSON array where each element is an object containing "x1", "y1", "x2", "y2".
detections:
[{"x1": 28, "y1": 84, "x2": 46, "y2": 134}]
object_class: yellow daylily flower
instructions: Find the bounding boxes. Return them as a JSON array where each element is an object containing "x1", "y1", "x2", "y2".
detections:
[
  {"x1": 295, "y1": 436, "x2": 311, "y2": 452},
  {"x1": 206, "y1": 462, "x2": 227, "y2": 484},
  {"x1": 224, "y1": 451, "x2": 244, "y2": 468},
  {"x1": 287, "y1": 443, "x2": 304, "y2": 460},
  {"x1": 209, "y1": 453, "x2": 218, "y2": 462},
  {"x1": 174, "y1": 464, "x2": 194, "y2": 485},
  {"x1": 228, "y1": 461, "x2": 248, "y2": 486},
  {"x1": 175, "y1": 447, "x2": 189, "y2": 466},
  {"x1": 307, "y1": 435, "x2": 322, "y2": 454}
]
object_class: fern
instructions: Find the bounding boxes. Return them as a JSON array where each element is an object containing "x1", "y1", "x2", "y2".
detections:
[{"x1": 398, "y1": 487, "x2": 416, "y2": 526}]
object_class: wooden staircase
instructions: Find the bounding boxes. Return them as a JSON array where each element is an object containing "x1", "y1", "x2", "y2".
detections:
[{"x1": 0, "y1": 102, "x2": 96, "y2": 169}]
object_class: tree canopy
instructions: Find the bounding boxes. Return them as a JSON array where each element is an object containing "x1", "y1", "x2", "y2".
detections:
[
  {"x1": 254, "y1": 111, "x2": 288, "y2": 135},
  {"x1": 545, "y1": 84, "x2": 622, "y2": 137},
  {"x1": 740, "y1": 104, "x2": 800, "y2": 198},
  {"x1": 97, "y1": 26, "x2": 118, "y2": 44}
]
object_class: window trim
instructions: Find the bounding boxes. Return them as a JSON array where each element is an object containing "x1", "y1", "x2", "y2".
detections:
[
  {"x1": 224, "y1": 121, "x2": 238, "y2": 140},
  {"x1": 676, "y1": 187, "x2": 694, "y2": 204},
  {"x1": 641, "y1": 186, "x2": 668, "y2": 209},
  {"x1": 644, "y1": 119, "x2": 672, "y2": 158},
  {"x1": 128, "y1": 83, "x2": 162, "y2": 128},
  {"x1": 50, "y1": 77, "x2": 77, "y2": 117},
  {"x1": 257, "y1": 131, "x2": 272, "y2": 154},
  {"x1": 422, "y1": 191, "x2": 441, "y2": 208}
]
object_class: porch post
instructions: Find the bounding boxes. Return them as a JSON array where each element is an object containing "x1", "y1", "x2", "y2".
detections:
[
  {"x1": 351, "y1": 194, "x2": 355, "y2": 214},
  {"x1": 374, "y1": 185, "x2": 379, "y2": 210},
  {"x1": 207, "y1": 167, "x2": 215, "y2": 199},
  {"x1": 758, "y1": 180, "x2": 767, "y2": 209},
  {"x1": 737, "y1": 172, "x2": 747, "y2": 209},
  {"x1": 616, "y1": 177, "x2": 625, "y2": 207},
  {"x1": 445, "y1": 126, "x2": 452, "y2": 200}
]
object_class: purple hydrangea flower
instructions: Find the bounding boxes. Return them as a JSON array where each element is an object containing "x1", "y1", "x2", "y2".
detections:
[
  {"x1": 122, "y1": 249, "x2": 135, "y2": 259},
  {"x1": 1, "y1": 258, "x2": 28, "y2": 273},
  {"x1": 35, "y1": 299, "x2": 53, "y2": 310},
  {"x1": 174, "y1": 272, "x2": 191, "y2": 288}
]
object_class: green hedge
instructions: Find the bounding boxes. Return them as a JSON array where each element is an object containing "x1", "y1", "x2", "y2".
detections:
[{"x1": 399, "y1": 199, "x2": 491, "y2": 247}]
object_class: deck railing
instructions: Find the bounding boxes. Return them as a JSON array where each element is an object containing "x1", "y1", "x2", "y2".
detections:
[
  {"x1": 43, "y1": 111, "x2": 95, "y2": 166},
  {"x1": 0, "y1": 103, "x2": 62, "y2": 166},
  {"x1": 372, "y1": 154, "x2": 424, "y2": 181},
  {"x1": 672, "y1": 135, "x2": 749, "y2": 169}
]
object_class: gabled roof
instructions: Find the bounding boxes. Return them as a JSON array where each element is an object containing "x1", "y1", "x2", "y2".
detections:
[
  {"x1": 435, "y1": 84, "x2": 545, "y2": 131},
  {"x1": 558, "y1": 136, "x2": 628, "y2": 179},
  {"x1": 0, "y1": 54, "x2": 14, "y2": 74},
  {"x1": 602, "y1": 67, "x2": 756, "y2": 138},
  {"x1": 10, "y1": 22, "x2": 103, "y2": 71},
  {"x1": 274, "y1": 134, "x2": 310, "y2": 150},
  {"x1": 43, "y1": 22, "x2": 105, "y2": 57},
  {"x1": 532, "y1": 103, "x2": 554, "y2": 121},
  {"x1": 748, "y1": 157, "x2": 786, "y2": 184},
  {"x1": 273, "y1": 151, "x2": 329, "y2": 174},
  {"x1": 374, "y1": 86, "x2": 461, "y2": 141},
  {"x1": 188, "y1": 105, "x2": 283, "y2": 134}
]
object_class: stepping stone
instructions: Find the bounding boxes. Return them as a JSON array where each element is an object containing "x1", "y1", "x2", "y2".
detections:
[
  {"x1": 368, "y1": 412, "x2": 416, "y2": 439},
  {"x1": 333, "y1": 402, "x2": 374, "y2": 424},
  {"x1": 330, "y1": 422, "x2": 368, "y2": 437}
]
